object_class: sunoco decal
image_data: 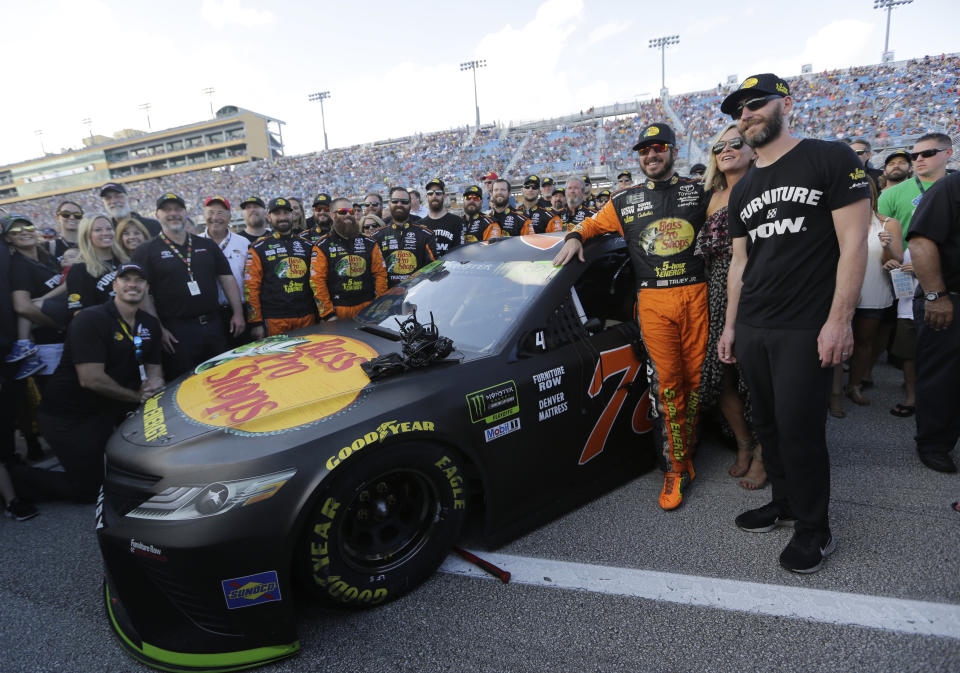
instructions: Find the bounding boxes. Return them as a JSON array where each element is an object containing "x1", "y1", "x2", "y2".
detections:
[
  {"x1": 221, "y1": 570, "x2": 282, "y2": 609},
  {"x1": 485, "y1": 418, "x2": 520, "y2": 442},
  {"x1": 466, "y1": 381, "x2": 519, "y2": 424}
]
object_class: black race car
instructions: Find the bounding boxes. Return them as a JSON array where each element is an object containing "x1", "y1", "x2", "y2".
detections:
[{"x1": 98, "y1": 232, "x2": 656, "y2": 671}]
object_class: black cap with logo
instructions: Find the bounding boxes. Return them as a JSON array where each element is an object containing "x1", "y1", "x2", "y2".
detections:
[
  {"x1": 884, "y1": 150, "x2": 912, "y2": 166},
  {"x1": 156, "y1": 192, "x2": 186, "y2": 209},
  {"x1": 100, "y1": 182, "x2": 127, "y2": 196},
  {"x1": 267, "y1": 197, "x2": 293, "y2": 213},
  {"x1": 425, "y1": 178, "x2": 446, "y2": 191},
  {"x1": 632, "y1": 123, "x2": 677, "y2": 151},
  {"x1": 720, "y1": 73, "x2": 791, "y2": 115},
  {"x1": 312, "y1": 193, "x2": 331, "y2": 208},
  {"x1": 541, "y1": 177, "x2": 555, "y2": 186},
  {"x1": 523, "y1": 175, "x2": 540, "y2": 188},
  {"x1": 463, "y1": 185, "x2": 483, "y2": 198},
  {"x1": 240, "y1": 196, "x2": 265, "y2": 209}
]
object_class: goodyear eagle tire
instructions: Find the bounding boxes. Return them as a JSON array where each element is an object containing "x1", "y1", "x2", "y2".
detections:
[{"x1": 299, "y1": 443, "x2": 467, "y2": 608}]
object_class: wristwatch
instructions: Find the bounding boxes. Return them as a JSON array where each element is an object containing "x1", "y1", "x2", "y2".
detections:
[{"x1": 924, "y1": 291, "x2": 947, "y2": 301}]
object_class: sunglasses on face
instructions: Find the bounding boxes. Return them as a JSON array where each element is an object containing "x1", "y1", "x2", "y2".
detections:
[
  {"x1": 363, "y1": 202, "x2": 379, "y2": 208},
  {"x1": 853, "y1": 149, "x2": 867, "y2": 156},
  {"x1": 314, "y1": 205, "x2": 330, "y2": 212},
  {"x1": 638, "y1": 143, "x2": 670, "y2": 156},
  {"x1": 57, "y1": 211, "x2": 83, "y2": 219},
  {"x1": 523, "y1": 184, "x2": 539, "y2": 189},
  {"x1": 425, "y1": 190, "x2": 444, "y2": 196},
  {"x1": 389, "y1": 198, "x2": 410, "y2": 205},
  {"x1": 733, "y1": 95, "x2": 779, "y2": 120},
  {"x1": 617, "y1": 177, "x2": 631, "y2": 182},
  {"x1": 712, "y1": 138, "x2": 746, "y2": 154},
  {"x1": 334, "y1": 208, "x2": 355, "y2": 216},
  {"x1": 7, "y1": 225, "x2": 36, "y2": 233},
  {"x1": 909, "y1": 148, "x2": 949, "y2": 160},
  {"x1": 464, "y1": 195, "x2": 482, "y2": 201}
]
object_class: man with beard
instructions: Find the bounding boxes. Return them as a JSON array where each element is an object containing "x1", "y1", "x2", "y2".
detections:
[
  {"x1": 717, "y1": 74, "x2": 870, "y2": 573},
  {"x1": 373, "y1": 187, "x2": 437, "y2": 287},
  {"x1": 616, "y1": 170, "x2": 633, "y2": 190},
  {"x1": 539, "y1": 177, "x2": 556, "y2": 208},
  {"x1": 100, "y1": 183, "x2": 161, "y2": 237},
  {"x1": 582, "y1": 175, "x2": 598, "y2": 209},
  {"x1": 462, "y1": 185, "x2": 499, "y2": 242},
  {"x1": 238, "y1": 196, "x2": 270, "y2": 242},
  {"x1": 132, "y1": 193, "x2": 245, "y2": 379},
  {"x1": 245, "y1": 198, "x2": 317, "y2": 338},
  {"x1": 549, "y1": 187, "x2": 567, "y2": 216},
  {"x1": 881, "y1": 150, "x2": 912, "y2": 190},
  {"x1": 879, "y1": 133, "x2": 953, "y2": 242},
  {"x1": 303, "y1": 193, "x2": 333, "y2": 244},
  {"x1": 488, "y1": 179, "x2": 533, "y2": 237},
  {"x1": 553, "y1": 122, "x2": 708, "y2": 512},
  {"x1": 421, "y1": 179, "x2": 464, "y2": 256},
  {"x1": 310, "y1": 198, "x2": 387, "y2": 320},
  {"x1": 560, "y1": 177, "x2": 596, "y2": 229},
  {"x1": 518, "y1": 175, "x2": 562, "y2": 233},
  {"x1": 361, "y1": 192, "x2": 387, "y2": 225},
  {"x1": 849, "y1": 138, "x2": 883, "y2": 191}
]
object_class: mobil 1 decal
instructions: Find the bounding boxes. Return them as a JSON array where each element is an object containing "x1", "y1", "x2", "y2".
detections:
[
  {"x1": 466, "y1": 381, "x2": 519, "y2": 425},
  {"x1": 579, "y1": 345, "x2": 652, "y2": 465}
]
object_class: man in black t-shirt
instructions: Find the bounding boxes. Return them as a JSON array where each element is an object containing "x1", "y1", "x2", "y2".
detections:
[
  {"x1": 133, "y1": 193, "x2": 245, "y2": 379},
  {"x1": 13, "y1": 264, "x2": 163, "y2": 503},
  {"x1": 718, "y1": 73, "x2": 871, "y2": 574},
  {"x1": 905, "y1": 172, "x2": 960, "y2": 474},
  {"x1": 101, "y1": 182, "x2": 161, "y2": 237},
  {"x1": 420, "y1": 179, "x2": 465, "y2": 256},
  {"x1": 238, "y1": 196, "x2": 271, "y2": 243}
]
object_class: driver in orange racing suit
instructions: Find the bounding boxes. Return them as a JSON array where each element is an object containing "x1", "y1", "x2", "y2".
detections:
[{"x1": 553, "y1": 123, "x2": 708, "y2": 511}]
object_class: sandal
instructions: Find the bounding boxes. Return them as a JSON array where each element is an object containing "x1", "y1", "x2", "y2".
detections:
[
  {"x1": 829, "y1": 393, "x2": 846, "y2": 418},
  {"x1": 846, "y1": 384, "x2": 870, "y2": 406},
  {"x1": 890, "y1": 404, "x2": 915, "y2": 417}
]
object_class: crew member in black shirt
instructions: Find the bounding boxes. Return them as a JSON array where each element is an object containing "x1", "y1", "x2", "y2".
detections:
[
  {"x1": 420, "y1": 178, "x2": 465, "y2": 256},
  {"x1": 238, "y1": 196, "x2": 270, "y2": 243},
  {"x1": 538, "y1": 177, "x2": 556, "y2": 208},
  {"x1": 12, "y1": 264, "x2": 163, "y2": 503},
  {"x1": 303, "y1": 193, "x2": 333, "y2": 244},
  {"x1": 100, "y1": 182, "x2": 161, "y2": 237},
  {"x1": 133, "y1": 192, "x2": 245, "y2": 379}
]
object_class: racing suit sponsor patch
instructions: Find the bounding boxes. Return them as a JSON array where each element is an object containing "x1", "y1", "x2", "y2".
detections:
[{"x1": 221, "y1": 570, "x2": 282, "y2": 609}]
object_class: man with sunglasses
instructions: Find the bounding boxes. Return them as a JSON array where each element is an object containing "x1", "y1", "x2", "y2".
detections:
[
  {"x1": 462, "y1": 185, "x2": 499, "y2": 242},
  {"x1": 518, "y1": 175, "x2": 563, "y2": 234},
  {"x1": 12, "y1": 263, "x2": 163, "y2": 503},
  {"x1": 303, "y1": 193, "x2": 333, "y2": 244},
  {"x1": 50, "y1": 201, "x2": 83, "y2": 264},
  {"x1": 553, "y1": 122, "x2": 708, "y2": 512},
  {"x1": 716, "y1": 73, "x2": 871, "y2": 574},
  {"x1": 848, "y1": 138, "x2": 883, "y2": 192},
  {"x1": 361, "y1": 193, "x2": 387, "y2": 224},
  {"x1": 100, "y1": 182, "x2": 161, "y2": 238},
  {"x1": 421, "y1": 179, "x2": 464, "y2": 256},
  {"x1": 488, "y1": 179, "x2": 533, "y2": 237},
  {"x1": 373, "y1": 187, "x2": 437, "y2": 287},
  {"x1": 616, "y1": 170, "x2": 633, "y2": 190},
  {"x1": 310, "y1": 198, "x2": 387, "y2": 320},
  {"x1": 244, "y1": 198, "x2": 317, "y2": 339},
  {"x1": 879, "y1": 132, "x2": 954, "y2": 243}
]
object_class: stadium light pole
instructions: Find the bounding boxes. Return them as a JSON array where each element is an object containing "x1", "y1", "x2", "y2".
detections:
[
  {"x1": 308, "y1": 91, "x2": 331, "y2": 151},
  {"x1": 648, "y1": 35, "x2": 679, "y2": 96},
  {"x1": 35, "y1": 130, "x2": 45, "y2": 155},
  {"x1": 138, "y1": 102, "x2": 152, "y2": 130},
  {"x1": 874, "y1": 0, "x2": 912, "y2": 62},
  {"x1": 203, "y1": 87, "x2": 215, "y2": 118},
  {"x1": 460, "y1": 59, "x2": 486, "y2": 128},
  {"x1": 82, "y1": 117, "x2": 93, "y2": 141}
]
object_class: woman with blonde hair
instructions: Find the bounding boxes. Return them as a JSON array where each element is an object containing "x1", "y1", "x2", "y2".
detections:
[
  {"x1": 360, "y1": 213, "x2": 386, "y2": 236},
  {"x1": 696, "y1": 123, "x2": 765, "y2": 489},
  {"x1": 65, "y1": 214, "x2": 128, "y2": 315},
  {"x1": 115, "y1": 216, "x2": 151, "y2": 257}
]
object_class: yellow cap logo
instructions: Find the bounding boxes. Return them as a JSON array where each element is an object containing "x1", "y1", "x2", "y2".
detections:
[
  {"x1": 645, "y1": 126, "x2": 659, "y2": 137},
  {"x1": 776, "y1": 82, "x2": 788, "y2": 95},
  {"x1": 277, "y1": 198, "x2": 287, "y2": 205},
  {"x1": 742, "y1": 77, "x2": 758, "y2": 88}
]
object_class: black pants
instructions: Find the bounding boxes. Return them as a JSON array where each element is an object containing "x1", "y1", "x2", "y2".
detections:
[
  {"x1": 162, "y1": 313, "x2": 228, "y2": 380},
  {"x1": 12, "y1": 411, "x2": 116, "y2": 503},
  {"x1": 913, "y1": 295, "x2": 960, "y2": 457},
  {"x1": 735, "y1": 323, "x2": 832, "y2": 533}
]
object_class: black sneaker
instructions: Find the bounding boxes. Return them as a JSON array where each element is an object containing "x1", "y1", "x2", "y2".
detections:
[
  {"x1": 779, "y1": 529, "x2": 835, "y2": 574},
  {"x1": 735, "y1": 502, "x2": 797, "y2": 532},
  {"x1": 5, "y1": 498, "x2": 39, "y2": 522}
]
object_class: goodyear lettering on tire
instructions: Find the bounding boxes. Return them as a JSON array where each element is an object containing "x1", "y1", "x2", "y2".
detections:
[{"x1": 325, "y1": 420, "x2": 436, "y2": 471}]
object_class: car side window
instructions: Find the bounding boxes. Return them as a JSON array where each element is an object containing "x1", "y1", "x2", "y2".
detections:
[{"x1": 573, "y1": 251, "x2": 636, "y2": 328}]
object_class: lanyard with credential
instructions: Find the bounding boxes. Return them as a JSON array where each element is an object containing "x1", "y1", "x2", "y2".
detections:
[
  {"x1": 118, "y1": 319, "x2": 147, "y2": 382},
  {"x1": 160, "y1": 233, "x2": 200, "y2": 295},
  {"x1": 915, "y1": 176, "x2": 927, "y2": 196}
]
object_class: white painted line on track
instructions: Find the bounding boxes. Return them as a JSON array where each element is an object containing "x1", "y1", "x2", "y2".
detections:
[{"x1": 439, "y1": 551, "x2": 960, "y2": 640}]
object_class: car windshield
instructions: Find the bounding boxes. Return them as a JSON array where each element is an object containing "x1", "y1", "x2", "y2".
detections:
[{"x1": 357, "y1": 259, "x2": 559, "y2": 353}]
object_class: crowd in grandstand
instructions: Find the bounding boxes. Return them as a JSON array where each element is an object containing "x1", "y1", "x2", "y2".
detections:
[{"x1": 2, "y1": 55, "x2": 958, "y2": 551}]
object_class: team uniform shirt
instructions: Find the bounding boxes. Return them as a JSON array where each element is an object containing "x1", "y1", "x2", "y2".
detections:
[
  {"x1": 65, "y1": 259, "x2": 121, "y2": 313},
  {"x1": 300, "y1": 226, "x2": 331, "y2": 247},
  {"x1": 906, "y1": 172, "x2": 960, "y2": 293},
  {"x1": 111, "y1": 212, "x2": 161, "y2": 238},
  {"x1": 310, "y1": 232, "x2": 388, "y2": 317},
  {"x1": 422, "y1": 213, "x2": 466, "y2": 256},
  {"x1": 373, "y1": 222, "x2": 437, "y2": 287},
  {"x1": 567, "y1": 174, "x2": 707, "y2": 289},
  {"x1": 520, "y1": 205, "x2": 563, "y2": 234},
  {"x1": 9, "y1": 250, "x2": 65, "y2": 344},
  {"x1": 537, "y1": 196, "x2": 553, "y2": 208},
  {"x1": 244, "y1": 233, "x2": 316, "y2": 323},
  {"x1": 560, "y1": 205, "x2": 597, "y2": 230},
  {"x1": 237, "y1": 229, "x2": 271, "y2": 244},
  {"x1": 41, "y1": 301, "x2": 161, "y2": 420},
  {"x1": 727, "y1": 139, "x2": 871, "y2": 329},
  {"x1": 463, "y1": 212, "x2": 500, "y2": 242},
  {"x1": 132, "y1": 233, "x2": 232, "y2": 321},
  {"x1": 878, "y1": 176, "x2": 941, "y2": 242},
  {"x1": 488, "y1": 208, "x2": 534, "y2": 237}
]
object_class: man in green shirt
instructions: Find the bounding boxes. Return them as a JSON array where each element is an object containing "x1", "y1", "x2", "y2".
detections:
[{"x1": 878, "y1": 132, "x2": 954, "y2": 242}]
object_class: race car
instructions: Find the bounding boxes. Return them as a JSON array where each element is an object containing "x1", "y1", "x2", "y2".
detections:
[{"x1": 98, "y1": 232, "x2": 656, "y2": 672}]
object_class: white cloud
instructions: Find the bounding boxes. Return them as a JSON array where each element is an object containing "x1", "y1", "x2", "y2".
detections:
[
  {"x1": 201, "y1": 0, "x2": 275, "y2": 29},
  {"x1": 583, "y1": 20, "x2": 632, "y2": 48}
]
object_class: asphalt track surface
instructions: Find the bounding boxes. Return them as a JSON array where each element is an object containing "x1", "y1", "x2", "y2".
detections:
[{"x1": 2, "y1": 362, "x2": 958, "y2": 673}]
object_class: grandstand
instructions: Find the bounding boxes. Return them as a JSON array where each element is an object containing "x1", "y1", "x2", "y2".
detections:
[{"x1": 2, "y1": 53, "x2": 957, "y2": 226}]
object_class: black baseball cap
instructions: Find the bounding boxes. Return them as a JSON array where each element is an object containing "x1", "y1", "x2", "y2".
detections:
[
  {"x1": 0, "y1": 213, "x2": 34, "y2": 235},
  {"x1": 312, "y1": 193, "x2": 331, "y2": 208},
  {"x1": 117, "y1": 263, "x2": 148, "y2": 281},
  {"x1": 523, "y1": 174, "x2": 540, "y2": 187},
  {"x1": 240, "y1": 196, "x2": 265, "y2": 209},
  {"x1": 633, "y1": 123, "x2": 677, "y2": 151},
  {"x1": 689, "y1": 163, "x2": 707, "y2": 175},
  {"x1": 617, "y1": 170, "x2": 632, "y2": 180},
  {"x1": 884, "y1": 150, "x2": 912, "y2": 166},
  {"x1": 100, "y1": 182, "x2": 127, "y2": 196},
  {"x1": 598, "y1": 189, "x2": 611, "y2": 198},
  {"x1": 553, "y1": 187, "x2": 565, "y2": 195},
  {"x1": 542, "y1": 177, "x2": 555, "y2": 186},
  {"x1": 156, "y1": 192, "x2": 186, "y2": 209},
  {"x1": 425, "y1": 178, "x2": 445, "y2": 191},
  {"x1": 267, "y1": 197, "x2": 293, "y2": 213},
  {"x1": 463, "y1": 185, "x2": 483, "y2": 198},
  {"x1": 720, "y1": 73, "x2": 791, "y2": 115},
  {"x1": 581, "y1": 175, "x2": 591, "y2": 184}
]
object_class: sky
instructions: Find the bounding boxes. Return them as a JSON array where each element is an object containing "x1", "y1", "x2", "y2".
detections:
[{"x1": 1, "y1": 0, "x2": 958, "y2": 167}]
